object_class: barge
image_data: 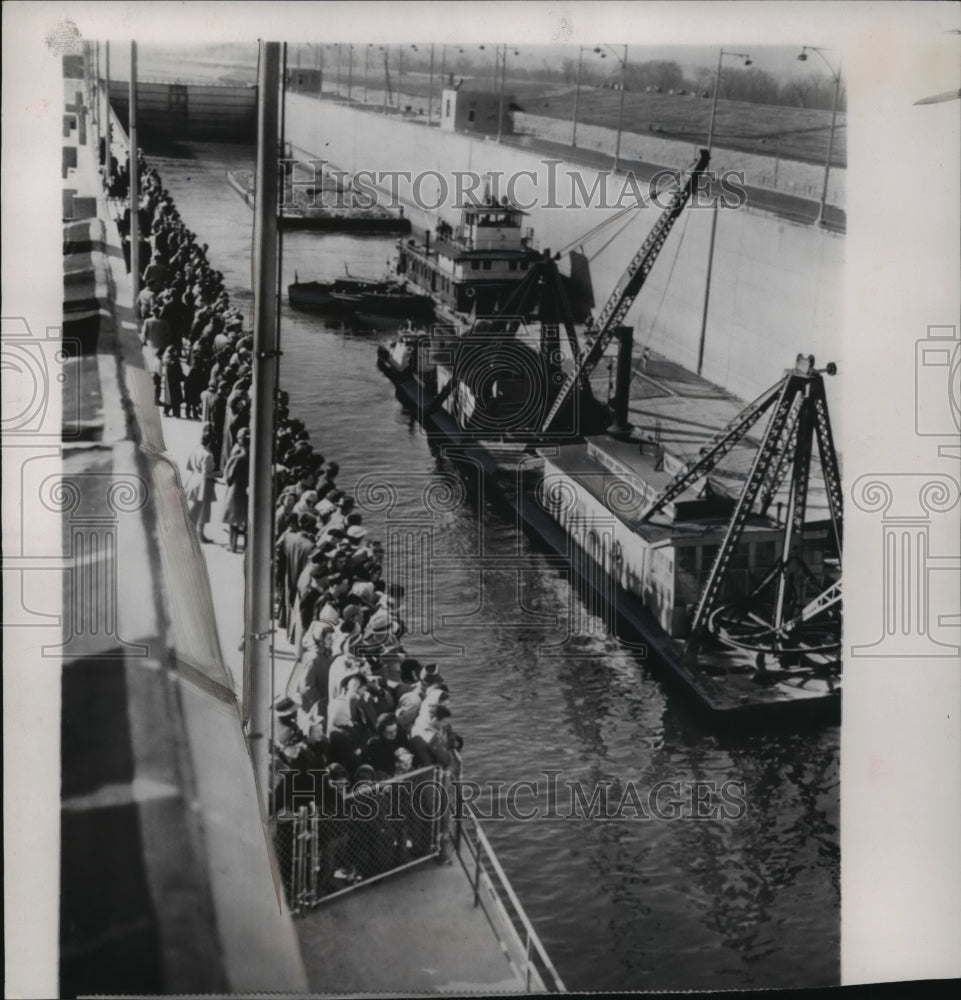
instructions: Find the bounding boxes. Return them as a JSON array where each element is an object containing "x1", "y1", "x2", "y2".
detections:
[
  {"x1": 378, "y1": 149, "x2": 842, "y2": 726},
  {"x1": 227, "y1": 168, "x2": 412, "y2": 234}
]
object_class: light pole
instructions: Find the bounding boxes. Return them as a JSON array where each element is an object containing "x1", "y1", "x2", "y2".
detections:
[
  {"x1": 497, "y1": 46, "x2": 519, "y2": 142},
  {"x1": 798, "y1": 45, "x2": 842, "y2": 226},
  {"x1": 346, "y1": 44, "x2": 353, "y2": 103},
  {"x1": 364, "y1": 43, "x2": 371, "y2": 103},
  {"x1": 595, "y1": 44, "x2": 629, "y2": 173},
  {"x1": 698, "y1": 49, "x2": 750, "y2": 378},
  {"x1": 336, "y1": 43, "x2": 342, "y2": 99},
  {"x1": 428, "y1": 42, "x2": 435, "y2": 123},
  {"x1": 571, "y1": 44, "x2": 592, "y2": 148},
  {"x1": 707, "y1": 49, "x2": 752, "y2": 153}
]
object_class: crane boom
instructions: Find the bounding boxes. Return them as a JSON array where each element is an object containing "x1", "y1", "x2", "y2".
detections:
[{"x1": 539, "y1": 147, "x2": 710, "y2": 434}]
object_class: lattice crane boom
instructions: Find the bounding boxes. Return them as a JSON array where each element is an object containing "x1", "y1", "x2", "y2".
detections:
[
  {"x1": 676, "y1": 355, "x2": 842, "y2": 659},
  {"x1": 539, "y1": 147, "x2": 711, "y2": 434}
]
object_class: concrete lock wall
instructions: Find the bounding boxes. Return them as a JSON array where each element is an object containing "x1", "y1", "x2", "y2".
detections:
[
  {"x1": 285, "y1": 94, "x2": 843, "y2": 404},
  {"x1": 514, "y1": 112, "x2": 847, "y2": 206},
  {"x1": 109, "y1": 81, "x2": 257, "y2": 140}
]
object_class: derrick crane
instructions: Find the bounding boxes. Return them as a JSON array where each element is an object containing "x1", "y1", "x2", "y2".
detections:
[
  {"x1": 639, "y1": 354, "x2": 843, "y2": 665},
  {"x1": 539, "y1": 147, "x2": 711, "y2": 434}
]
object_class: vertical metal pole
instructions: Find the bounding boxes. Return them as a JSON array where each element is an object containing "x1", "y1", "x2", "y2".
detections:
[
  {"x1": 383, "y1": 46, "x2": 389, "y2": 115},
  {"x1": 129, "y1": 42, "x2": 140, "y2": 302},
  {"x1": 364, "y1": 45, "x2": 369, "y2": 103},
  {"x1": 347, "y1": 44, "x2": 353, "y2": 103},
  {"x1": 398, "y1": 46, "x2": 404, "y2": 109},
  {"x1": 707, "y1": 48, "x2": 723, "y2": 151},
  {"x1": 336, "y1": 43, "x2": 341, "y2": 98},
  {"x1": 817, "y1": 67, "x2": 841, "y2": 225},
  {"x1": 696, "y1": 199, "x2": 719, "y2": 376},
  {"x1": 572, "y1": 47, "x2": 583, "y2": 147},
  {"x1": 104, "y1": 42, "x2": 111, "y2": 180},
  {"x1": 613, "y1": 45, "x2": 627, "y2": 173},
  {"x1": 245, "y1": 40, "x2": 282, "y2": 810},
  {"x1": 497, "y1": 45, "x2": 505, "y2": 142},
  {"x1": 773, "y1": 140, "x2": 780, "y2": 189},
  {"x1": 610, "y1": 326, "x2": 634, "y2": 435},
  {"x1": 92, "y1": 42, "x2": 99, "y2": 135},
  {"x1": 428, "y1": 42, "x2": 434, "y2": 123},
  {"x1": 472, "y1": 839, "x2": 482, "y2": 907}
]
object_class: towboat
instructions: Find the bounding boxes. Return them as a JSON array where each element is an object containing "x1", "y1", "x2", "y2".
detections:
[
  {"x1": 395, "y1": 199, "x2": 546, "y2": 317},
  {"x1": 377, "y1": 151, "x2": 843, "y2": 727}
]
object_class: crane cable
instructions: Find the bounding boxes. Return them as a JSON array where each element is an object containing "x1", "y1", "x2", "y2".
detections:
[{"x1": 552, "y1": 171, "x2": 683, "y2": 259}]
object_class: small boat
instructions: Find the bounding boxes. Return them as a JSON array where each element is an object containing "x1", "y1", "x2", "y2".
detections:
[
  {"x1": 329, "y1": 287, "x2": 436, "y2": 321},
  {"x1": 288, "y1": 277, "x2": 396, "y2": 312}
]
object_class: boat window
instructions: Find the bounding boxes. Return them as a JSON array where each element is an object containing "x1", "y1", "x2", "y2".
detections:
[
  {"x1": 520, "y1": 261, "x2": 529, "y2": 270},
  {"x1": 482, "y1": 260, "x2": 492, "y2": 270},
  {"x1": 471, "y1": 261, "x2": 480, "y2": 270},
  {"x1": 509, "y1": 260, "x2": 518, "y2": 271}
]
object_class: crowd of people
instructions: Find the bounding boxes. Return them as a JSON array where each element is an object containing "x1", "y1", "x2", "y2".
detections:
[{"x1": 108, "y1": 147, "x2": 463, "y2": 890}]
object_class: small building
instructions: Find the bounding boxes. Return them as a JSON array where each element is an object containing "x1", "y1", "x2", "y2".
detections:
[
  {"x1": 286, "y1": 67, "x2": 322, "y2": 95},
  {"x1": 440, "y1": 87, "x2": 516, "y2": 136}
]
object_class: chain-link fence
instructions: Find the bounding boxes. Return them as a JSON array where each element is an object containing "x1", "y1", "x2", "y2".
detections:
[{"x1": 273, "y1": 765, "x2": 452, "y2": 914}]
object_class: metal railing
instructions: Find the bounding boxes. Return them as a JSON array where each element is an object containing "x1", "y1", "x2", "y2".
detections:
[
  {"x1": 451, "y1": 797, "x2": 567, "y2": 993},
  {"x1": 273, "y1": 764, "x2": 446, "y2": 914}
]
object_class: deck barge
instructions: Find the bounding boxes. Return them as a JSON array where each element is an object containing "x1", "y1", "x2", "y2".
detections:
[{"x1": 379, "y1": 339, "x2": 841, "y2": 728}]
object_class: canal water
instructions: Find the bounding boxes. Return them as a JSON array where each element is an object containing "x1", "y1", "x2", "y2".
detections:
[{"x1": 146, "y1": 138, "x2": 840, "y2": 991}]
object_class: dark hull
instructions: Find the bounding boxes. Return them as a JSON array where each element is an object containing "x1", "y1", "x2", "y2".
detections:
[
  {"x1": 288, "y1": 279, "x2": 394, "y2": 312},
  {"x1": 280, "y1": 214, "x2": 411, "y2": 234},
  {"x1": 376, "y1": 346, "x2": 841, "y2": 729},
  {"x1": 331, "y1": 291, "x2": 435, "y2": 320}
]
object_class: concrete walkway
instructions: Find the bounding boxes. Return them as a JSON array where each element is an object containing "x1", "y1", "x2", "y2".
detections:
[
  {"x1": 295, "y1": 860, "x2": 525, "y2": 995},
  {"x1": 155, "y1": 412, "x2": 298, "y2": 701}
]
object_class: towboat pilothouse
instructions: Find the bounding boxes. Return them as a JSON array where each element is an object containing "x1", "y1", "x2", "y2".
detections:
[{"x1": 396, "y1": 200, "x2": 543, "y2": 316}]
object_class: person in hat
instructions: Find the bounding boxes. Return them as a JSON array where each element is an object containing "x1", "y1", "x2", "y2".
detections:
[
  {"x1": 184, "y1": 428, "x2": 219, "y2": 544},
  {"x1": 275, "y1": 489, "x2": 298, "y2": 538},
  {"x1": 409, "y1": 697, "x2": 458, "y2": 771},
  {"x1": 160, "y1": 343, "x2": 185, "y2": 418},
  {"x1": 276, "y1": 512, "x2": 318, "y2": 639},
  {"x1": 221, "y1": 427, "x2": 250, "y2": 553},
  {"x1": 358, "y1": 665, "x2": 396, "y2": 731},
  {"x1": 364, "y1": 713, "x2": 406, "y2": 778},
  {"x1": 345, "y1": 524, "x2": 368, "y2": 544},
  {"x1": 272, "y1": 695, "x2": 302, "y2": 754},
  {"x1": 395, "y1": 666, "x2": 440, "y2": 733},
  {"x1": 326, "y1": 673, "x2": 370, "y2": 771},
  {"x1": 293, "y1": 616, "x2": 335, "y2": 718},
  {"x1": 327, "y1": 631, "x2": 365, "y2": 705}
]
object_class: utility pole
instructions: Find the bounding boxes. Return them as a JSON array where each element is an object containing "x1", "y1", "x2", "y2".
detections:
[
  {"x1": 129, "y1": 41, "x2": 139, "y2": 303},
  {"x1": 571, "y1": 46, "x2": 585, "y2": 147},
  {"x1": 245, "y1": 40, "x2": 282, "y2": 809}
]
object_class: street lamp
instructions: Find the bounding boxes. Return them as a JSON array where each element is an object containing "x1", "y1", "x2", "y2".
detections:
[
  {"x1": 595, "y1": 44, "x2": 629, "y2": 173},
  {"x1": 497, "y1": 45, "x2": 520, "y2": 142},
  {"x1": 398, "y1": 44, "x2": 417, "y2": 112},
  {"x1": 698, "y1": 48, "x2": 750, "y2": 378},
  {"x1": 571, "y1": 44, "x2": 593, "y2": 148},
  {"x1": 707, "y1": 48, "x2": 752, "y2": 153},
  {"x1": 798, "y1": 45, "x2": 842, "y2": 226},
  {"x1": 427, "y1": 42, "x2": 435, "y2": 123}
]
